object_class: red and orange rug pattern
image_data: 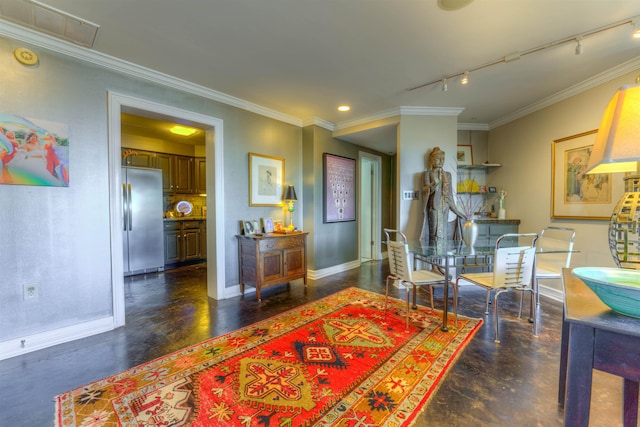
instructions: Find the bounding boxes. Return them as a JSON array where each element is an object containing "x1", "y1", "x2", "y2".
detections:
[{"x1": 55, "y1": 287, "x2": 482, "y2": 426}]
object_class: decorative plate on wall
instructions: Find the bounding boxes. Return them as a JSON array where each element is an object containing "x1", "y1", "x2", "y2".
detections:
[{"x1": 175, "y1": 200, "x2": 192, "y2": 216}]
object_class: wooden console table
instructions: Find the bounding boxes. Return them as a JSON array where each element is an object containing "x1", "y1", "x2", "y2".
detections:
[
  {"x1": 559, "y1": 268, "x2": 640, "y2": 426},
  {"x1": 236, "y1": 232, "x2": 308, "y2": 301}
]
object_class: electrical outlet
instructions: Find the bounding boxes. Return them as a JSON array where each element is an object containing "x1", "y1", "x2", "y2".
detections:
[{"x1": 23, "y1": 283, "x2": 38, "y2": 300}]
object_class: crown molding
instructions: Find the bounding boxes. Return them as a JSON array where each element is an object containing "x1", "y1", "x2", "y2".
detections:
[
  {"x1": 458, "y1": 122, "x2": 490, "y2": 131},
  {"x1": 490, "y1": 57, "x2": 640, "y2": 129},
  {"x1": 333, "y1": 106, "x2": 464, "y2": 132},
  {"x1": 3, "y1": 18, "x2": 635, "y2": 134},
  {"x1": 0, "y1": 19, "x2": 303, "y2": 127},
  {"x1": 302, "y1": 116, "x2": 334, "y2": 130}
]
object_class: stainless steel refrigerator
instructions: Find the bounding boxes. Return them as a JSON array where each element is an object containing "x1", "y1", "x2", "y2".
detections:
[{"x1": 122, "y1": 166, "x2": 164, "y2": 276}]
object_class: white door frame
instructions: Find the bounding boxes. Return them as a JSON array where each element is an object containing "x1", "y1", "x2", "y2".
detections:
[
  {"x1": 359, "y1": 151, "x2": 382, "y2": 261},
  {"x1": 107, "y1": 92, "x2": 226, "y2": 327}
]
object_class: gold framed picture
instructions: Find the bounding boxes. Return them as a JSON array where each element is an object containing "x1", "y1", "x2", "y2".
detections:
[{"x1": 551, "y1": 130, "x2": 623, "y2": 219}]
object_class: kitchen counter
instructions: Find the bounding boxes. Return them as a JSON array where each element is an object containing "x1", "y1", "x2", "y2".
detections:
[{"x1": 164, "y1": 216, "x2": 207, "y2": 221}]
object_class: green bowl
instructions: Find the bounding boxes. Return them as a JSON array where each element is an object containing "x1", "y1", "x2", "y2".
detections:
[{"x1": 572, "y1": 267, "x2": 640, "y2": 318}]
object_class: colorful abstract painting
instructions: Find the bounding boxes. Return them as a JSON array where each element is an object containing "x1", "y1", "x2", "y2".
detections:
[{"x1": 0, "y1": 113, "x2": 69, "y2": 187}]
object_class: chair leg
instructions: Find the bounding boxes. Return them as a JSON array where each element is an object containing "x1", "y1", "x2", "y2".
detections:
[
  {"x1": 412, "y1": 283, "x2": 418, "y2": 309},
  {"x1": 494, "y1": 289, "x2": 508, "y2": 344},
  {"x1": 429, "y1": 285, "x2": 435, "y2": 310},
  {"x1": 385, "y1": 277, "x2": 390, "y2": 313},
  {"x1": 451, "y1": 281, "x2": 458, "y2": 324},
  {"x1": 484, "y1": 289, "x2": 491, "y2": 315},
  {"x1": 405, "y1": 284, "x2": 410, "y2": 330},
  {"x1": 518, "y1": 291, "x2": 524, "y2": 318},
  {"x1": 530, "y1": 289, "x2": 538, "y2": 337}
]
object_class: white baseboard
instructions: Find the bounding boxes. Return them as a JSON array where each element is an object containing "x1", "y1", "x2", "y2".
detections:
[
  {"x1": 308, "y1": 260, "x2": 361, "y2": 280},
  {"x1": 0, "y1": 317, "x2": 115, "y2": 361},
  {"x1": 538, "y1": 284, "x2": 563, "y2": 302},
  {"x1": 224, "y1": 260, "x2": 361, "y2": 298}
]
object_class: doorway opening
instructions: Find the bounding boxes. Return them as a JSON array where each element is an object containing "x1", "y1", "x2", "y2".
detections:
[
  {"x1": 359, "y1": 152, "x2": 382, "y2": 262},
  {"x1": 108, "y1": 92, "x2": 226, "y2": 327}
]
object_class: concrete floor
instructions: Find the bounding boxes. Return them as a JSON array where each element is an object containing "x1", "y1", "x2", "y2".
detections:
[{"x1": 0, "y1": 261, "x2": 629, "y2": 426}]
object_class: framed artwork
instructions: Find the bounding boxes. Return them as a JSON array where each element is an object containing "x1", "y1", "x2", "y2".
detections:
[
  {"x1": 551, "y1": 130, "x2": 624, "y2": 219},
  {"x1": 243, "y1": 220, "x2": 256, "y2": 235},
  {"x1": 456, "y1": 145, "x2": 473, "y2": 166},
  {"x1": 488, "y1": 186, "x2": 497, "y2": 193},
  {"x1": 249, "y1": 152, "x2": 284, "y2": 206},
  {"x1": 0, "y1": 113, "x2": 70, "y2": 187},
  {"x1": 262, "y1": 217, "x2": 274, "y2": 233},
  {"x1": 273, "y1": 220, "x2": 284, "y2": 232},
  {"x1": 323, "y1": 153, "x2": 356, "y2": 223}
]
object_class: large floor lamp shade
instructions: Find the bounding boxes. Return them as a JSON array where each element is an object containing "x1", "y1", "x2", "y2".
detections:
[{"x1": 586, "y1": 81, "x2": 640, "y2": 269}]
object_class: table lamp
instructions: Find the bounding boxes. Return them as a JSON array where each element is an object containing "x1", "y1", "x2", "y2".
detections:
[
  {"x1": 585, "y1": 81, "x2": 640, "y2": 269},
  {"x1": 284, "y1": 184, "x2": 297, "y2": 231}
]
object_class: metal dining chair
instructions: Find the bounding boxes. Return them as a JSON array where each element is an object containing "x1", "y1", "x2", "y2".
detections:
[
  {"x1": 384, "y1": 229, "x2": 453, "y2": 329},
  {"x1": 534, "y1": 226, "x2": 575, "y2": 305},
  {"x1": 456, "y1": 233, "x2": 538, "y2": 343}
]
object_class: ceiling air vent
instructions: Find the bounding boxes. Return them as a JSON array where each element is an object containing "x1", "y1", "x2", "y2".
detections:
[{"x1": 0, "y1": 0, "x2": 99, "y2": 48}]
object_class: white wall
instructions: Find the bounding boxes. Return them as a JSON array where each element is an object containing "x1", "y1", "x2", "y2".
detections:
[
  {"x1": 0, "y1": 35, "x2": 301, "y2": 359},
  {"x1": 488, "y1": 70, "x2": 640, "y2": 287}
]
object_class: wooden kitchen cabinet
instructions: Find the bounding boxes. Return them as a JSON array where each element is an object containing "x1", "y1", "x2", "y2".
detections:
[
  {"x1": 194, "y1": 157, "x2": 206, "y2": 194},
  {"x1": 122, "y1": 148, "x2": 199, "y2": 194},
  {"x1": 164, "y1": 219, "x2": 206, "y2": 267},
  {"x1": 156, "y1": 153, "x2": 194, "y2": 193},
  {"x1": 236, "y1": 232, "x2": 308, "y2": 301},
  {"x1": 155, "y1": 153, "x2": 175, "y2": 193},
  {"x1": 121, "y1": 149, "x2": 156, "y2": 167},
  {"x1": 174, "y1": 155, "x2": 193, "y2": 193}
]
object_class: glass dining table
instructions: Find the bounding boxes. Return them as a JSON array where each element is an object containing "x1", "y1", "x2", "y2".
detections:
[
  {"x1": 406, "y1": 238, "x2": 576, "y2": 332},
  {"x1": 407, "y1": 240, "x2": 497, "y2": 332}
]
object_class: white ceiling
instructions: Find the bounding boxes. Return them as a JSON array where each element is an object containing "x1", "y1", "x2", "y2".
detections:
[{"x1": 3, "y1": 0, "x2": 640, "y2": 154}]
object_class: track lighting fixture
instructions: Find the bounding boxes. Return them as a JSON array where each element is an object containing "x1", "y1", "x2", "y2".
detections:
[
  {"x1": 633, "y1": 20, "x2": 640, "y2": 39},
  {"x1": 407, "y1": 15, "x2": 640, "y2": 93},
  {"x1": 461, "y1": 71, "x2": 469, "y2": 85},
  {"x1": 575, "y1": 37, "x2": 583, "y2": 55}
]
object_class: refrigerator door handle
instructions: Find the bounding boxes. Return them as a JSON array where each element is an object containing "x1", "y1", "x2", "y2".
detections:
[
  {"x1": 127, "y1": 183, "x2": 133, "y2": 231},
  {"x1": 122, "y1": 183, "x2": 128, "y2": 231}
]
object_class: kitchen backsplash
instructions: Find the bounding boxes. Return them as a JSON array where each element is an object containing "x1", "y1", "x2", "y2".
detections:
[{"x1": 164, "y1": 194, "x2": 207, "y2": 218}]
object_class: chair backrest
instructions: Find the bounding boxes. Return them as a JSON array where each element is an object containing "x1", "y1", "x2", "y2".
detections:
[
  {"x1": 493, "y1": 233, "x2": 538, "y2": 289},
  {"x1": 492, "y1": 246, "x2": 537, "y2": 289},
  {"x1": 384, "y1": 228, "x2": 412, "y2": 282},
  {"x1": 536, "y1": 226, "x2": 575, "y2": 272}
]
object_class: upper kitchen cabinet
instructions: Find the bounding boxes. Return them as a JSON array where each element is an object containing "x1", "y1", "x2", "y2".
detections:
[
  {"x1": 155, "y1": 152, "x2": 174, "y2": 192},
  {"x1": 174, "y1": 155, "x2": 193, "y2": 193},
  {"x1": 194, "y1": 157, "x2": 206, "y2": 194},
  {"x1": 122, "y1": 149, "x2": 155, "y2": 168},
  {"x1": 122, "y1": 148, "x2": 201, "y2": 194},
  {"x1": 155, "y1": 153, "x2": 194, "y2": 194}
]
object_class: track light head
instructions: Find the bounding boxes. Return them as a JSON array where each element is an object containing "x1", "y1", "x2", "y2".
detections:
[
  {"x1": 442, "y1": 78, "x2": 448, "y2": 92},
  {"x1": 633, "y1": 20, "x2": 640, "y2": 39},
  {"x1": 461, "y1": 71, "x2": 469, "y2": 85},
  {"x1": 575, "y1": 37, "x2": 583, "y2": 55}
]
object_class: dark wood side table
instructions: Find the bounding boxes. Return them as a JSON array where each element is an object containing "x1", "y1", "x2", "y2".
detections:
[
  {"x1": 236, "y1": 232, "x2": 308, "y2": 301},
  {"x1": 559, "y1": 268, "x2": 640, "y2": 426}
]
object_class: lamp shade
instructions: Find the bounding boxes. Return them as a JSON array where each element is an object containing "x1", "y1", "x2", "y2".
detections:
[
  {"x1": 586, "y1": 82, "x2": 640, "y2": 174},
  {"x1": 284, "y1": 185, "x2": 297, "y2": 201}
]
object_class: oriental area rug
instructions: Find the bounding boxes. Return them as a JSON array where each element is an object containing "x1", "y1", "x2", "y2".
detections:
[{"x1": 55, "y1": 287, "x2": 482, "y2": 427}]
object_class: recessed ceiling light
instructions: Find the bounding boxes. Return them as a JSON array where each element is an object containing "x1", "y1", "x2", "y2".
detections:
[
  {"x1": 338, "y1": 105, "x2": 351, "y2": 112},
  {"x1": 170, "y1": 125, "x2": 197, "y2": 136}
]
